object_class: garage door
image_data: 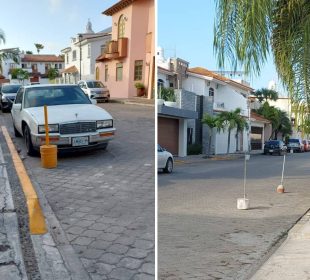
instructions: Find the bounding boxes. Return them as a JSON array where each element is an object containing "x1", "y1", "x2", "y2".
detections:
[
  {"x1": 251, "y1": 126, "x2": 263, "y2": 150},
  {"x1": 158, "y1": 117, "x2": 179, "y2": 155}
]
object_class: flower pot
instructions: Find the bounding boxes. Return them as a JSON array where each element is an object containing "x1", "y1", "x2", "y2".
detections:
[
  {"x1": 164, "y1": 101, "x2": 177, "y2": 107},
  {"x1": 137, "y1": 88, "x2": 145, "y2": 97}
]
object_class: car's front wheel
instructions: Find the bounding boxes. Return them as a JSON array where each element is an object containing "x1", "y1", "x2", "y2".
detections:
[
  {"x1": 13, "y1": 123, "x2": 22, "y2": 137},
  {"x1": 23, "y1": 125, "x2": 36, "y2": 156},
  {"x1": 164, "y1": 158, "x2": 173, "y2": 173}
]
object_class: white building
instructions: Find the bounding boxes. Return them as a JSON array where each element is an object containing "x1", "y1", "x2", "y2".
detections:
[
  {"x1": 184, "y1": 67, "x2": 253, "y2": 154},
  {"x1": 0, "y1": 48, "x2": 64, "y2": 84},
  {"x1": 61, "y1": 20, "x2": 111, "y2": 83}
]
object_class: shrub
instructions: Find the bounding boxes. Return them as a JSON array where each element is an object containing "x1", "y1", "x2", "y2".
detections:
[{"x1": 187, "y1": 143, "x2": 202, "y2": 155}]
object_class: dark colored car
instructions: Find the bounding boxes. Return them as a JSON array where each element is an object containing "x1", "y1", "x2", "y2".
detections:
[
  {"x1": 0, "y1": 84, "x2": 22, "y2": 112},
  {"x1": 263, "y1": 140, "x2": 287, "y2": 155},
  {"x1": 287, "y1": 138, "x2": 304, "y2": 153}
]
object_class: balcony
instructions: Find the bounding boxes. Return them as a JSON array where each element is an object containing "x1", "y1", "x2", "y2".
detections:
[{"x1": 100, "y1": 38, "x2": 128, "y2": 61}]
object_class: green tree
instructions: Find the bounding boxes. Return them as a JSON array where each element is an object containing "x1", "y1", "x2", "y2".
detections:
[
  {"x1": 26, "y1": 50, "x2": 33, "y2": 54},
  {"x1": 11, "y1": 68, "x2": 29, "y2": 84},
  {"x1": 256, "y1": 103, "x2": 292, "y2": 139},
  {"x1": 217, "y1": 108, "x2": 248, "y2": 154},
  {"x1": 34, "y1": 43, "x2": 44, "y2": 54},
  {"x1": 201, "y1": 114, "x2": 222, "y2": 156},
  {"x1": 214, "y1": 1, "x2": 310, "y2": 104},
  {"x1": 47, "y1": 68, "x2": 59, "y2": 81},
  {"x1": 0, "y1": 29, "x2": 19, "y2": 74},
  {"x1": 254, "y1": 88, "x2": 279, "y2": 103}
]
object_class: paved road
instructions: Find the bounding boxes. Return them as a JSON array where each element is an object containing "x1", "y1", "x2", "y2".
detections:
[
  {"x1": 158, "y1": 153, "x2": 310, "y2": 280},
  {"x1": 0, "y1": 103, "x2": 155, "y2": 280}
]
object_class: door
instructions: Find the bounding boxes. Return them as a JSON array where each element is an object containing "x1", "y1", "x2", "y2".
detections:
[{"x1": 11, "y1": 88, "x2": 24, "y2": 133}]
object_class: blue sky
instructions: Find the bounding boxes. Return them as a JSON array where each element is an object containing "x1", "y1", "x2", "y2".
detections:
[
  {"x1": 0, "y1": 0, "x2": 117, "y2": 54},
  {"x1": 158, "y1": 0, "x2": 285, "y2": 94}
]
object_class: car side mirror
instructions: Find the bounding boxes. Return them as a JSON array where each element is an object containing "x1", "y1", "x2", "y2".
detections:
[{"x1": 13, "y1": 103, "x2": 22, "y2": 110}]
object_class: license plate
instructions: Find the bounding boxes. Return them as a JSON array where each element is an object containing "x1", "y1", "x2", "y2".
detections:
[
  {"x1": 72, "y1": 136, "x2": 89, "y2": 146},
  {"x1": 96, "y1": 93, "x2": 105, "y2": 97},
  {"x1": 269, "y1": 149, "x2": 274, "y2": 153}
]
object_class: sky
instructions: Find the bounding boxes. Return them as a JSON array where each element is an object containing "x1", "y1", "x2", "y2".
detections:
[
  {"x1": 158, "y1": 0, "x2": 286, "y2": 95},
  {"x1": 0, "y1": 0, "x2": 118, "y2": 54}
]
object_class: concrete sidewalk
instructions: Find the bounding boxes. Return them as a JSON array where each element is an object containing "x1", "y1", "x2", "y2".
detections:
[
  {"x1": 251, "y1": 210, "x2": 310, "y2": 280},
  {"x1": 110, "y1": 97, "x2": 155, "y2": 107}
]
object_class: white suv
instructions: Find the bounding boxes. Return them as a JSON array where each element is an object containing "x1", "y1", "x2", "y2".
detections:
[{"x1": 78, "y1": 80, "x2": 110, "y2": 102}]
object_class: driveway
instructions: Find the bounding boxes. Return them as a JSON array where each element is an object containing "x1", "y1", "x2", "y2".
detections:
[
  {"x1": 158, "y1": 153, "x2": 310, "y2": 280},
  {"x1": 0, "y1": 102, "x2": 155, "y2": 280}
]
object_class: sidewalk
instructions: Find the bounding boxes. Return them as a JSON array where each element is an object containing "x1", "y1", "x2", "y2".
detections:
[
  {"x1": 251, "y1": 210, "x2": 310, "y2": 280},
  {"x1": 0, "y1": 142, "x2": 27, "y2": 279},
  {"x1": 110, "y1": 96, "x2": 155, "y2": 106}
]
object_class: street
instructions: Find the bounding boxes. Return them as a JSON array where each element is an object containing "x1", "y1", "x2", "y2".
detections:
[
  {"x1": 158, "y1": 153, "x2": 310, "y2": 280},
  {"x1": 0, "y1": 102, "x2": 155, "y2": 280}
]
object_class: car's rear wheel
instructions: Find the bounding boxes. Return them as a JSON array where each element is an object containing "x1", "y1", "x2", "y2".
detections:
[
  {"x1": 24, "y1": 125, "x2": 36, "y2": 156},
  {"x1": 164, "y1": 158, "x2": 173, "y2": 173}
]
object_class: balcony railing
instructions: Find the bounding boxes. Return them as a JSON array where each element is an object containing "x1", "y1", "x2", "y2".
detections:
[{"x1": 103, "y1": 38, "x2": 128, "y2": 60}]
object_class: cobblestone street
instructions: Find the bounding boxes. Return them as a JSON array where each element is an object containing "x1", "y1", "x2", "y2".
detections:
[{"x1": 0, "y1": 102, "x2": 155, "y2": 280}]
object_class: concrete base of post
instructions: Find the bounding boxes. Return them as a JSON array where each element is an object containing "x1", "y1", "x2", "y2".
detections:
[
  {"x1": 237, "y1": 198, "x2": 250, "y2": 210},
  {"x1": 277, "y1": 184, "x2": 285, "y2": 193}
]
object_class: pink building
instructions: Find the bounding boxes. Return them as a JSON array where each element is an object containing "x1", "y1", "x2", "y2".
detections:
[{"x1": 96, "y1": 0, "x2": 155, "y2": 99}]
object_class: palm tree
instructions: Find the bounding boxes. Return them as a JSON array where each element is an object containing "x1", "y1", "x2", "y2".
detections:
[
  {"x1": 0, "y1": 28, "x2": 5, "y2": 44},
  {"x1": 254, "y1": 88, "x2": 279, "y2": 104},
  {"x1": 47, "y1": 68, "x2": 59, "y2": 81},
  {"x1": 214, "y1": 1, "x2": 310, "y2": 104},
  {"x1": 201, "y1": 114, "x2": 222, "y2": 157},
  {"x1": 217, "y1": 108, "x2": 247, "y2": 154},
  {"x1": 34, "y1": 43, "x2": 44, "y2": 54}
]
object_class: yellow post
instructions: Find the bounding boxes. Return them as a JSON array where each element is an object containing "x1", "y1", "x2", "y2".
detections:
[
  {"x1": 40, "y1": 105, "x2": 57, "y2": 168},
  {"x1": 44, "y1": 105, "x2": 49, "y2": 146}
]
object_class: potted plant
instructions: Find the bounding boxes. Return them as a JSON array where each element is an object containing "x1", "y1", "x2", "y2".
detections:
[
  {"x1": 161, "y1": 87, "x2": 177, "y2": 107},
  {"x1": 135, "y1": 82, "x2": 145, "y2": 97}
]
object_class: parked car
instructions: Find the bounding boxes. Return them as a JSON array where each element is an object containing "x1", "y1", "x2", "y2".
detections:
[
  {"x1": 11, "y1": 84, "x2": 115, "y2": 156},
  {"x1": 263, "y1": 140, "x2": 287, "y2": 155},
  {"x1": 78, "y1": 80, "x2": 110, "y2": 102},
  {"x1": 302, "y1": 140, "x2": 310, "y2": 152},
  {"x1": 158, "y1": 144, "x2": 174, "y2": 173},
  {"x1": 287, "y1": 138, "x2": 304, "y2": 153},
  {"x1": 0, "y1": 83, "x2": 22, "y2": 112}
]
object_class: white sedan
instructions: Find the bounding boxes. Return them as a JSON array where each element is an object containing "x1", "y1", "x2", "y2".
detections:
[
  {"x1": 158, "y1": 144, "x2": 174, "y2": 173},
  {"x1": 11, "y1": 84, "x2": 115, "y2": 156}
]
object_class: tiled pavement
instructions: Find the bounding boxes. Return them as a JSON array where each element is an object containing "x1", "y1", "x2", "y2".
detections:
[{"x1": 3, "y1": 103, "x2": 155, "y2": 279}]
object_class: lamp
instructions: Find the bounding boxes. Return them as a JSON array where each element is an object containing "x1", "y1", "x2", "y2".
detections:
[{"x1": 78, "y1": 34, "x2": 82, "y2": 80}]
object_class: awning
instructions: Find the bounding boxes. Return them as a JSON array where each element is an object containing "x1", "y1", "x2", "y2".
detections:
[{"x1": 62, "y1": 65, "x2": 78, "y2": 74}]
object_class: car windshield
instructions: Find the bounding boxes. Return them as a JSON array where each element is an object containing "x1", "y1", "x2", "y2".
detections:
[
  {"x1": 266, "y1": 141, "x2": 279, "y2": 145},
  {"x1": 24, "y1": 86, "x2": 91, "y2": 108},
  {"x1": 86, "y1": 81, "x2": 105, "y2": 88},
  {"x1": 289, "y1": 139, "x2": 299, "y2": 143},
  {"x1": 2, "y1": 85, "x2": 21, "y2": 93}
]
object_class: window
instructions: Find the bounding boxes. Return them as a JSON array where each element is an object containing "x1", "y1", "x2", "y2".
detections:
[
  {"x1": 118, "y1": 15, "x2": 126, "y2": 38},
  {"x1": 72, "y1": 50, "x2": 77, "y2": 61},
  {"x1": 104, "y1": 65, "x2": 108, "y2": 82},
  {"x1": 66, "y1": 54, "x2": 69, "y2": 63},
  {"x1": 88, "y1": 44, "x2": 91, "y2": 57},
  {"x1": 96, "y1": 67, "x2": 100, "y2": 80},
  {"x1": 116, "y1": 63, "x2": 123, "y2": 81},
  {"x1": 100, "y1": 44, "x2": 106, "y2": 54},
  {"x1": 134, "y1": 60, "x2": 143, "y2": 81},
  {"x1": 22, "y1": 63, "x2": 26, "y2": 68},
  {"x1": 15, "y1": 88, "x2": 24, "y2": 104},
  {"x1": 209, "y1": 87, "x2": 214, "y2": 97},
  {"x1": 58, "y1": 64, "x2": 62, "y2": 69}
]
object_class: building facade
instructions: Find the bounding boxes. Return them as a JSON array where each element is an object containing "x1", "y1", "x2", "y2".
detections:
[
  {"x1": 96, "y1": 0, "x2": 155, "y2": 99},
  {"x1": 61, "y1": 20, "x2": 111, "y2": 83}
]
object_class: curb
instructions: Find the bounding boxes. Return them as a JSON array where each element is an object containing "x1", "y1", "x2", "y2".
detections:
[{"x1": 109, "y1": 99, "x2": 155, "y2": 107}]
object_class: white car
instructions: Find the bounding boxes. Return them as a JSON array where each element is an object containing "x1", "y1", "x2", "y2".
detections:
[
  {"x1": 11, "y1": 84, "x2": 115, "y2": 156},
  {"x1": 78, "y1": 80, "x2": 110, "y2": 102},
  {"x1": 158, "y1": 144, "x2": 174, "y2": 173}
]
